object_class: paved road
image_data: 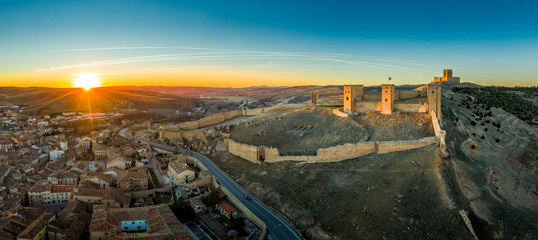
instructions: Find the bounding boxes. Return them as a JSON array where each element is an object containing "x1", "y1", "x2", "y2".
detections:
[{"x1": 120, "y1": 128, "x2": 302, "y2": 240}]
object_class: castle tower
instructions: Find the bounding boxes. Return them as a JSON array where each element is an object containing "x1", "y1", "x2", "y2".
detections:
[
  {"x1": 443, "y1": 69, "x2": 453, "y2": 78},
  {"x1": 158, "y1": 125, "x2": 164, "y2": 140},
  {"x1": 427, "y1": 84, "x2": 442, "y2": 119},
  {"x1": 435, "y1": 69, "x2": 460, "y2": 84},
  {"x1": 310, "y1": 92, "x2": 319, "y2": 105},
  {"x1": 343, "y1": 85, "x2": 363, "y2": 113},
  {"x1": 381, "y1": 84, "x2": 395, "y2": 114}
]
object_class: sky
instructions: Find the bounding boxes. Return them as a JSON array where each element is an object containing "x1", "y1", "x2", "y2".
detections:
[{"x1": 0, "y1": 0, "x2": 537, "y2": 88}]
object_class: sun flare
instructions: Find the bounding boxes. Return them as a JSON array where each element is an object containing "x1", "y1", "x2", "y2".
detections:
[{"x1": 74, "y1": 73, "x2": 101, "y2": 90}]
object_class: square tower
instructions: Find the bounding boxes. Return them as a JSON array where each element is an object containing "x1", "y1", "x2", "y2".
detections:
[
  {"x1": 427, "y1": 84, "x2": 442, "y2": 119},
  {"x1": 443, "y1": 69, "x2": 453, "y2": 78},
  {"x1": 343, "y1": 85, "x2": 363, "y2": 113},
  {"x1": 381, "y1": 84, "x2": 395, "y2": 114}
]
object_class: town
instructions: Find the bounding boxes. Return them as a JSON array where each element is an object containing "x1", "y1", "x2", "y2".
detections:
[{"x1": 0, "y1": 106, "x2": 259, "y2": 240}]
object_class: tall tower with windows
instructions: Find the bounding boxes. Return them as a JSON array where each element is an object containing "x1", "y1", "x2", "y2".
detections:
[
  {"x1": 381, "y1": 84, "x2": 395, "y2": 114},
  {"x1": 343, "y1": 85, "x2": 363, "y2": 113},
  {"x1": 427, "y1": 84, "x2": 442, "y2": 119}
]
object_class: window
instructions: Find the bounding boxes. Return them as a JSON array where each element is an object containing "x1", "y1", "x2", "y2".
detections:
[
  {"x1": 385, "y1": 99, "x2": 387, "y2": 102},
  {"x1": 346, "y1": 97, "x2": 349, "y2": 100}
]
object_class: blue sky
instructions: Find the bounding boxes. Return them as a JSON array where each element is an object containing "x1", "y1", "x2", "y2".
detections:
[{"x1": 1, "y1": 0, "x2": 537, "y2": 87}]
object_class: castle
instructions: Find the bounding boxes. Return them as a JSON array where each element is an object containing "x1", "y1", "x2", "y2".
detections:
[{"x1": 341, "y1": 69, "x2": 460, "y2": 119}]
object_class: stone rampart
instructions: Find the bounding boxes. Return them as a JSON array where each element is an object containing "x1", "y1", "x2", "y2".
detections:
[
  {"x1": 354, "y1": 101, "x2": 381, "y2": 112},
  {"x1": 227, "y1": 139, "x2": 260, "y2": 163},
  {"x1": 175, "y1": 107, "x2": 276, "y2": 130},
  {"x1": 431, "y1": 111, "x2": 442, "y2": 137},
  {"x1": 376, "y1": 137, "x2": 437, "y2": 154},
  {"x1": 228, "y1": 137, "x2": 438, "y2": 163},
  {"x1": 317, "y1": 142, "x2": 376, "y2": 161},
  {"x1": 177, "y1": 121, "x2": 199, "y2": 130},
  {"x1": 274, "y1": 155, "x2": 318, "y2": 162},
  {"x1": 394, "y1": 102, "x2": 422, "y2": 112},
  {"x1": 363, "y1": 93, "x2": 381, "y2": 101},
  {"x1": 397, "y1": 90, "x2": 421, "y2": 99}
]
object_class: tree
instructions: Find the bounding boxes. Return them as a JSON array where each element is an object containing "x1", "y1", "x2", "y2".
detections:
[
  {"x1": 227, "y1": 216, "x2": 246, "y2": 236},
  {"x1": 170, "y1": 198, "x2": 195, "y2": 222},
  {"x1": 207, "y1": 188, "x2": 221, "y2": 207}
]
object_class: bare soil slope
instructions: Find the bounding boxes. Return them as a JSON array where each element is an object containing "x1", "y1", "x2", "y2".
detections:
[
  {"x1": 230, "y1": 107, "x2": 433, "y2": 155},
  {"x1": 212, "y1": 145, "x2": 473, "y2": 240}
]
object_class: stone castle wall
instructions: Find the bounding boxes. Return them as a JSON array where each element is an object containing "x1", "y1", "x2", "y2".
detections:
[
  {"x1": 175, "y1": 107, "x2": 277, "y2": 130},
  {"x1": 393, "y1": 102, "x2": 424, "y2": 112},
  {"x1": 354, "y1": 101, "x2": 381, "y2": 113},
  {"x1": 317, "y1": 142, "x2": 376, "y2": 161},
  {"x1": 227, "y1": 139, "x2": 260, "y2": 163},
  {"x1": 227, "y1": 136, "x2": 438, "y2": 163},
  {"x1": 397, "y1": 90, "x2": 421, "y2": 99},
  {"x1": 376, "y1": 137, "x2": 437, "y2": 153}
]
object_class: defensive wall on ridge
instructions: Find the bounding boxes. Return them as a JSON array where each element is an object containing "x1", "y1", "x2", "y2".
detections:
[
  {"x1": 173, "y1": 106, "x2": 278, "y2": 130},
  {"x1": 227, "y1": 110, "x2": 445, "y2": 163},
  {"x1": 159, "y1": 106, "x2": 279, "y2": 140}
]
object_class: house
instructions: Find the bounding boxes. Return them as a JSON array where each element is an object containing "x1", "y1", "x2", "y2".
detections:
[
  {"x1": 106, "y1": 146, "x2": 123, "y2": 160},
  {"x1": 88, "y1": 204, "x2": 193, "y2": 240},
  {"x1": 0, "y1": 206, "x2": 44, "y2": 239},
  {"x1": 16, "y1": 212, "x2": 54, "y2": 240},
  {"x1": 47, "y1": 200, "x2": 91, "y2": 240},
  {"x1": 215, "y1": 201, "x2": 237, "y2": 219},
  {"x1": 49, "y1": 149, "x2": 64, "y2": 161},
  {"x1": 80, "y1": 173, "x2": 113, "y2": 189},
  {"x1": 106, "y1": 156, "x2": 129, "y2": 170},
  {"x1": 79, "y1": 137, "x2": 92, "y2": 150},
  {"x1": 92, "y1": 143, "x2": 107, "y2": 160},
  {"x1": 47, "y1": 170, "x2": 80, "y2": 185},
  {"x1": 167, "y1": 160, "x2": 196, "y2": 185},
  {"x1": 27, "y1": 180, "x2": 73, "y2": 205},
  {"x1": 73, "y1": 187, "x2": 130, "y2": 208},
  {"x1": 0, "y1": 139, "x2": 13, "y2": 151},
  {"x1": 117, "y1": 167, "x2": 149, "y2": 192},
  {"x1": 189, "y1": 198, "x2": 206, "y2": 213}
]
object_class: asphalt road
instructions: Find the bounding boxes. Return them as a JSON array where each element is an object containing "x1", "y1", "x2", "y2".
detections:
[{"x1": 120, "y1": 128, "x2": 302, "y2": 240}]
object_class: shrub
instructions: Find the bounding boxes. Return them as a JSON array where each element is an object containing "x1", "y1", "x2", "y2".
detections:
[{"x1": 481, "y1": 135, "x2": 485, "y2": 139}]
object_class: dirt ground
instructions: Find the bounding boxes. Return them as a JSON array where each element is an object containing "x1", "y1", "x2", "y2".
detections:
[
  {"x1": 211, "y1": 145, "x2": 474, "y2": 240},
  {"x1": 230, "y1": 106, "x2": 433, "y2": 155}
]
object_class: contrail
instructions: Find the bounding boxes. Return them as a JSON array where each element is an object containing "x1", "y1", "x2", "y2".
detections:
[{"x1": 39, "y1": 46, "x2": 447, "y2": 75}]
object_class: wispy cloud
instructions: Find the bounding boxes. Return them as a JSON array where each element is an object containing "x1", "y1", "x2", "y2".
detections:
[{"x1": 38, "y1": 46, "x2": 451, "y2": 75}]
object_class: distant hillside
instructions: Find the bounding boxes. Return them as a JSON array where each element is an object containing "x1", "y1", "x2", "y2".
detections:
[{"x1": 0, "y1": 87, "x2": 196, "y2": 115}]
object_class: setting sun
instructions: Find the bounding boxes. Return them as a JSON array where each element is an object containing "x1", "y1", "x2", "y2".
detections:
[{"x1": 74, "y1": 73, "x2": 100, "y2": 90}]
